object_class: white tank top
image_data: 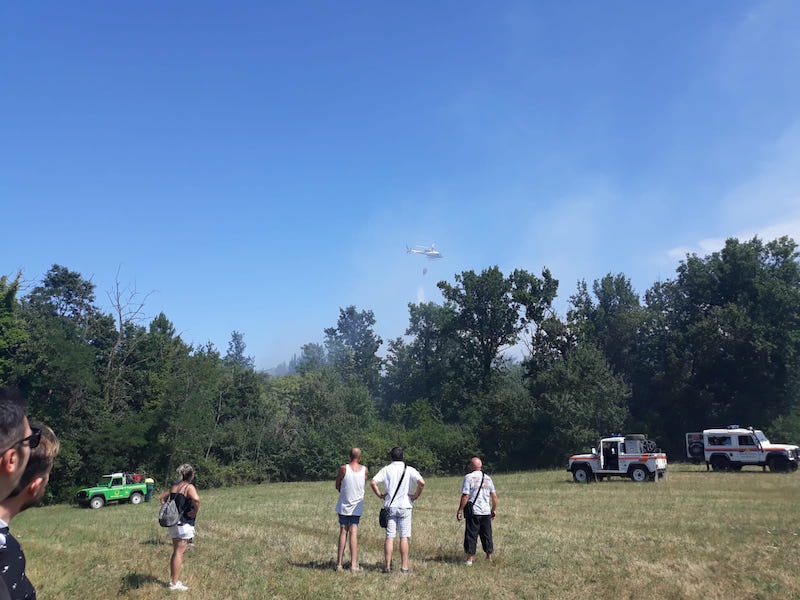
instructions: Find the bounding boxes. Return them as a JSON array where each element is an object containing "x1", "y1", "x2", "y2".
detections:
[{"x1": 335, "y1": 464, "x2": 366, "y2": 516}]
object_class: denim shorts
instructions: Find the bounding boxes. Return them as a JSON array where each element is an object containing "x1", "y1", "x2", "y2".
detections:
[
  {"x1": 168, "y1": 523, "x2": 195, "y2": 540},
  {"x1": 338, "y1": 514, "x2": 361, "y2": 526}
]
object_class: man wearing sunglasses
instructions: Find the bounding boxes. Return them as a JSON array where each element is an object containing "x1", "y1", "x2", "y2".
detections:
[
  {"x1": 0, "y1": 388, "x2": 38, "y2": 600},
  {"x1": 0, "y1": 424, "x2": 58, "y2": 600},
  {"x1": 0, "y1": 389, "x2": 37, "y2": 505}
]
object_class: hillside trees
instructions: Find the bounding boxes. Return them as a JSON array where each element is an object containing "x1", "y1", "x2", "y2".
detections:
[
  {"x1": 379, "y1": 267, "x2": 560, "y2": 470},
  {"x1": 14, "y1": 266, "x2": 117, "y2": 498},
  {"x1": 569, "y1": 238, "x2": 800, "y2": 455},
  {"x1": 0, "y1": 235, "x2": 798, "y2": 499},
  {"x1": 493, "y1": 295, "x2": 631, "y2": 468},
  {"x1": 634, "y1": 237, "x2": 800, "y2": 452}
]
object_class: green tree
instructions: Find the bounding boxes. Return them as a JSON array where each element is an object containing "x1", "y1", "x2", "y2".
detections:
[
  {"x1": 438, "y1": 267, "x2": 558, "y2": 391},
  {"x1": 568, "y1": 273, "x2": 644, "y2": 377},
  {"x1": 0, "y1": 272, "x2": 27, "y2": 383},
  {"x1": 13, "y1": 266, "x2": 119, "y2": 498},
  {"x1": 437, "y1": 267, "x2": 519, "y2": 388},
  {"x1": 514, "y1": 306, "x2": 630, "y2": 467},
  {"x1": 529, "y1": 338, "x2": 630, "y2": 467},
  {"x1": 382, "y1": 302, "x2": 468, "y2": 422},
  {"x1": 324, "y1": 306, "x2": 383, "y2": 394},
  {"x1": 294, "y1": 342, "x2": 326, "y2": 375},
  {"x1": 634, "y1": 236, "x2": 800, "y2": 454}
]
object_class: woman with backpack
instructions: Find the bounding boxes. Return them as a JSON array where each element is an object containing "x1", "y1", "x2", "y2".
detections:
[{"x1": 160, "y1": 464, "x2": 200, "y2": 592}]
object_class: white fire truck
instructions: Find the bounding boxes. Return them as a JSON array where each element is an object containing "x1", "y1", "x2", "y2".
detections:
[
  {"x1": 685, "y1": 426, "x2": 799, "y2": 472},
  {"x1": 567, "y1": 434, "x2": 668, "y2": 483}
]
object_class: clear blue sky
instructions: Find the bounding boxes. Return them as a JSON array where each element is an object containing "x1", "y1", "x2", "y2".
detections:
[{"x1": 3, "y1": 2, "x2": 800, "y2": 369}]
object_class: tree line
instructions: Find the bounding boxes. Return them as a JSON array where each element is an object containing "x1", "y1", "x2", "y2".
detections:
[{"x1": 1, "y1": 236, "x2": 799, "y2": 502}]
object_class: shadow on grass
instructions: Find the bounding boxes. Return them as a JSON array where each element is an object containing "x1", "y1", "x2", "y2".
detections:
[
  {"x1": 120, "y1": 572, "x2": 164, "y2": 592},
  {"x1": 288, "y1": 559, "x2": 385, "y2": 573},
  {"x1": 424, "y1": 551, "x2": 463, "y2": 564},
  {"x1": 141, "y1": 537, "x2": 163, "y2": 546}
]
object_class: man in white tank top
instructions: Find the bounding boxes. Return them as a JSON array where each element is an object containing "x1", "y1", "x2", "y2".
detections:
[{"x1": 335, "y1": 447, "x2": 368, "y2": 571}]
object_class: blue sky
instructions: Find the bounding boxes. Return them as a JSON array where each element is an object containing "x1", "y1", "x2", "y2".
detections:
[{"x1": 3, "y1": 2, "x2": 800, "y2": 369}]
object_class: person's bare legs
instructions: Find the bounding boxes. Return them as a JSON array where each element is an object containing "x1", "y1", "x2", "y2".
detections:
[
  {"x1": 399, "y1": 537, "x2": 410, "y2": 571},
  {"x1": 170, "y1": 538, "x2": 189, "y2": 585},
  {"x1": 336, "y1": 525, "x2": 348, "y2": 569},
  {"x1": 384, "y1": 537, "x2": 394, "y2": 571},
  {"x1": 349, "y1": 524, "x2": 360, "y2": 570}
]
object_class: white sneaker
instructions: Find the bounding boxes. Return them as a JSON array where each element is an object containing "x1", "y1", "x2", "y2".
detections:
[{"x1": 170, "y1": 581, "x2": 188, "y2": 591}]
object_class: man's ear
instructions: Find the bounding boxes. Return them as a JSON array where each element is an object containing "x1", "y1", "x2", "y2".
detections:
[
  {"x1": 26, "y1": 476, "x2": 46, "y2": 499},
  {"x1": 0, "y1": 448, "x2": 20, "y2": 474}
]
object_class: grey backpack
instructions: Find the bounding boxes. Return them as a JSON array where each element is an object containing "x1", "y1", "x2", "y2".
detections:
[
  {"x1": 158, "y1": 497, "x2": 181, "y2": 527},
  {"x1": 158, "y1": 484, "x2": 186, "y2": 527}
]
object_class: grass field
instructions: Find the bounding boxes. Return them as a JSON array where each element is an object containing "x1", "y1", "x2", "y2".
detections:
[{"x1": 12, "y1": 464, "x2": 800, "y2": 599}]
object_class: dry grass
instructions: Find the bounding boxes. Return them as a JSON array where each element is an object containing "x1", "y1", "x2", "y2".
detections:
[{"x1": 12, "y1": 465, "x2": 800, "y2": 599}]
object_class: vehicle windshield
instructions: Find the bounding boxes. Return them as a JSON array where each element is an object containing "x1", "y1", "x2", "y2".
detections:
[{"x1": 754, "y1": 430, "x2": 769, "y2": 444}]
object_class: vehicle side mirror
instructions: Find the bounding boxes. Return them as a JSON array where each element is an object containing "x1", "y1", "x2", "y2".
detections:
[{"x1": 591, "y1": 448, "x2": 597, "y2": 455}]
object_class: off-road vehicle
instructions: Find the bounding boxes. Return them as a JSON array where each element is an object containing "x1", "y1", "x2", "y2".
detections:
[
  {"x1": 686, "y1": 426, "x2": 799, "y2": 472},
  {"x1": 568, "y1": 434, "x2": 668, "y2": 483},
  {"x1": 76, "y1": 472, "x2": 149, "y2": 508}
]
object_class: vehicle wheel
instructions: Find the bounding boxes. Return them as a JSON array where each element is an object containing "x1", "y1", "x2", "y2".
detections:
[
  {"x1": 129, "y1": 492, "x2": 144, "y2": 505},
  {"x1": 729, "y1": 464, "x2": 743, "y2": 471},
  {"x1": 572, "y1": 466, "x2": 592, "y2": 483},
  {"x1": 710, "y1": 455, "x2": 730, "y2": 472},
  {"x1": 630, "y1": 466, "x2": 649, "y2": 482},
  {"x1": 768, "y1": 456, "x2": 789, "y2": 473},
  {"x1": 688, "y1": 443, "x2": 704, "y2": 462},
  {"x1": 89, "y1": 496, "x2": 105, "y2": 509}
]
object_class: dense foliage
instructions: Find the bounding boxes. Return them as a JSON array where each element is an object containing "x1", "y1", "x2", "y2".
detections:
[{"x1": 2, "y1": 236, "x2": 799, "y2": 502}]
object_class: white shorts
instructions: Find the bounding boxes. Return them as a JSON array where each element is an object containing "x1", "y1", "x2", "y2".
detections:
[
  {"x1": 385, "y1": 508, "x2": 412, "y2": 539},
  {"x1": 168, "y1": 523, "x2": 195, "y2": 540}
]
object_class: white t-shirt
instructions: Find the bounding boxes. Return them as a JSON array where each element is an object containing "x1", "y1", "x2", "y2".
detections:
[
  {"x1": 461, "y1": 471, "x2": 495, "y2": 515},
  {"x1": 372, "y1": 461, "x2": 422, "y2": 510},
  {"x1": 335, "y1": 463, "x2": 366, "y2": 516}
]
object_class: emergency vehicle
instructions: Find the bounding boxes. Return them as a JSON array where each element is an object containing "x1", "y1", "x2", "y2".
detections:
[
  {"x1": 685, "y1": 426, "x2": 799, "y2": 472},
  {"x1": 567, "y1": 434, "x2": 668, "y2": 483}
]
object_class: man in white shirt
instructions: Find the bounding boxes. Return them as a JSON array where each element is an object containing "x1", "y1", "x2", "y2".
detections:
[
  {"x1": 456, "y1": 456, "x2": 497, "y2": 565},
  {"x1": 370, "y1": 447, "x2": 425, "y2": 574},
  {"x1": 334, "y1": 447, "x2": 368, "y2": 572}
]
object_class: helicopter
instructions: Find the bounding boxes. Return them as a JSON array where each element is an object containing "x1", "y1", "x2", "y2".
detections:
[{"x1": 406, "y1": 244, "x2": 443, "y2": 259}]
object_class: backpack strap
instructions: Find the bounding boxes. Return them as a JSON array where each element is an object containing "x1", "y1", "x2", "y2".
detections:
[
  {"x1": 387, "y1": 464, "x2": 407, "y2": 507},
  {"x1": 469, "y1": 471, "x2": 485, "y2": 504}
]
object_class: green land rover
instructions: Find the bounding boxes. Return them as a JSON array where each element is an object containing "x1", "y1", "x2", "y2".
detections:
[{"x1": 76, "y1": 472, "x2": 150, "y2": 509}]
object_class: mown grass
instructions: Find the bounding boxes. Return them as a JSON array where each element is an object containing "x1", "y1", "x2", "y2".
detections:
[{"x1": 12, "y1": 464, "x2": 800, "y2": 599}]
